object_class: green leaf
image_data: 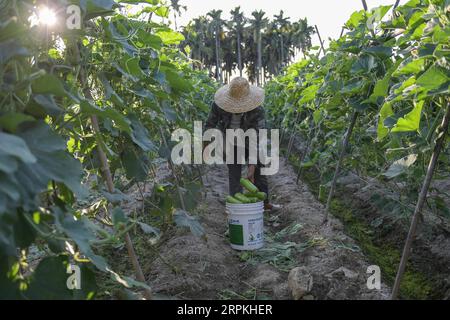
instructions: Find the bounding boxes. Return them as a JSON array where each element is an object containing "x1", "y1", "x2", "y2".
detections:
[
  {"x1": 136, "y1": 30, "x2": 162, "y2": 49},
  {"x1": 173, "y1": 210, "x2": 205, "y2": 237},
  {"x1": 363, "y1": 46, "x2": 392, "y2": 58},
  {"x1": 377, "y1": 102, "x2": 394, "y2": 140},
  {"x1": 25, "y1": 256, "x2": 73, "y2": 300},
  {"x1": 346, "y1": 10, "x2": 365, "y2": 29},
  {"x1": 0, "y1": 39, "x2": 29, "y2": 64},
  {"x1": 84, "y1": 0, "x2": 117, "y2": 20},
  {"x1": 156, "y1": 30, "x2": 185, "y2": 45},
  {"x1": 32, "y1": 95, "x2": 64, "y2": 117},
  {"x1": 0, "y1": 132, "x2": 36, "y2": 164},
  {"x1": 154, "y1": 6, "x2": 170, "y2": 18},
  {"x1": 416, "y1": 65, "x2": 449, "y2": 91},
  {"x1": 120, "y1": 149, "x2": 149, "y2": 181},
  {"x1": 137, "y1": 222, "x2": 160, "y2": 236},
  {"x1": 111, "y1": 207, "x2": 128, "y2": 229},
  {"x1": 392, "y1": 100, "x2": 424, "y2": 133},
  {"x1": 383, "y1": 154, "x2": 418, "y2": 178},
  {"x1": 54, "y1": 208, "x2": 108, "y2": 271},
  {"x1": 128, "y1": 114, "x2": 155, "y2": 152},
  {"x1": 0, "y1": 113, "x2": 34, "y2": 133},
  {"x1": 164, "y1": 70, "x2": 193, "y2": 93},
  {"x1": 32, "y1": 74, "x2": 66, "y2": 97},
  {"x1": 80, "y1": 100, "x2": 131, "y2": 133},
  {"x1": 394, "y1": 57, "x2": 426, "y2": 76}
]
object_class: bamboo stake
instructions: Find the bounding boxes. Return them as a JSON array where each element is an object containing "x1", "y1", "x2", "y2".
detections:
[
  {"x1": 296, "y1": 127, "x2": 314, "y2": 185},
  {"x1": 315, "y1": 25, "x2": 326, "y2": 55},
  {"x1": 286, "y1": 111, "x2": 301, "y2": 157},
  {"x1": 361, "y1": 0, "x2": 369, "y2": 11},
  {"x1": 391, "y1": 104, "x2": 450, "y2": 299},
  {"x1": 323, "y1": 111, "x2": 358, "y2": 223}
]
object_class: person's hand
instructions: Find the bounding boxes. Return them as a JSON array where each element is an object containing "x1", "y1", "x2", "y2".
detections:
[{"x1": 247, "y1": 165, "x2": 256, "y2": 183}]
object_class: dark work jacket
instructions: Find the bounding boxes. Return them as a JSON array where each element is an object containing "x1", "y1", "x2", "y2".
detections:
[{"x1": 204, "y1": 102, "x2": 266, "y2": 132}]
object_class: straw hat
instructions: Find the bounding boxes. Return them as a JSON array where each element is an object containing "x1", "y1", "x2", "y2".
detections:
[{"x1": 214, "y1": 77, "x2": 265, "y2": 114}]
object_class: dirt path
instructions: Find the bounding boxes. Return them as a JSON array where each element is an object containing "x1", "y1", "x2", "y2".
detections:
[{"x1": 147, "y1": 158, "x2": 390, "y2": 300}]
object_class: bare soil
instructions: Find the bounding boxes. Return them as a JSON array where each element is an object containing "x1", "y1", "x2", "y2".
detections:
[{"x1": 145, "y1": 158, "x2": 390, "y2": 300}]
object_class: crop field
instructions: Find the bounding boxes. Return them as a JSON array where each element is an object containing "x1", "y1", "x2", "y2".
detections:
[{"x1": 0, "y1": 0, "x2": 448, "y2": 303}]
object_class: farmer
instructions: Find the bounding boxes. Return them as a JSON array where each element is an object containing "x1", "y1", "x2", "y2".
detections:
[{"x1": 205, "y1": 77, "x2": 278, "y2": 211}]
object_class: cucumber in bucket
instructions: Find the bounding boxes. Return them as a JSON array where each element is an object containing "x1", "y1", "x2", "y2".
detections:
[{"x1": 225, "y1": 178, "x2": 265, "y2": 250}]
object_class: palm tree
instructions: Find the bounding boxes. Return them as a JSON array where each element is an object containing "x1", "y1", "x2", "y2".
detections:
[
  {"x1": 170, "y1": 0, "x2": 187, "y2": 30},
  {"x1": 273, "y1": 10, "x2": 291, "y2": 70},
  {"x1": 207, "y1": 10, "x2": 224, "y2": 83},
  {"x1": 230, "y1": 6, "x2": 246, "y2": 77},
  {"x1": 292, "y1": 18, "x2": 315, "y2": 58},
  {"x1": 250, "y1": 10, "x2": 268, "y2": 86}
]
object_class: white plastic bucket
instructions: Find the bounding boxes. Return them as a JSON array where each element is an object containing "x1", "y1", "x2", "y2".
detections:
[{"x1": 226, "y1": 202, "x2": 264, "y2": 251}]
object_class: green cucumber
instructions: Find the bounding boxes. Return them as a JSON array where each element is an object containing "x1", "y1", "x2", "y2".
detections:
[
  {"x1": 240, "y1": 178, "x2": 258, "y2": 193},
  {"x1": 247, "y1": 197, "x2": 260, "y2": 203},
  {"x1": 226, "y1": 196, "x2": 243, "y2": 204},
  {"x1": 255, "y1": 192, "x2": 267, "y2": 201},
  {"x1": 234, "y1": 193, "x2": 252, "y2": 203}
]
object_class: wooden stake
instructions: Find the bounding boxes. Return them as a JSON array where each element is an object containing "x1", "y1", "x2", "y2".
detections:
[
  {"x1": 361, "y1": 0, "x2": 368, "y2": 11},
  {"x1": 315, "y1": 25, "x2": 326, "y2": 55},
  {"x1": 323, "y1": 111, "x2": 358, "y2": 223},
  {"x1": 391, "y1": 104, "x2": 450, "y2": 299}
]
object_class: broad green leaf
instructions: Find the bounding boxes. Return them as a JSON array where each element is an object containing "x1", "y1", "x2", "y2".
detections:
[
  {"x1": 154, "y1": 6, "x2": 170, "y2": 18},
  {"x1": 136, "y1": 29, "x2": 162, "y2": 49},
  {"x1": 363, "y1": 46, "x2": 392, "y2": 58},
  {"x1": 84, "y1": 0, "x2": 117, "y2": 20},
  {"x1": 120, "y1": 149, "x2": 149, "y2": 181},
  {"x1": 164, "y1": 70, "x2": 193, "y2": 93},
  {"x1": 80, "y1": 100, "x2": 131, "y2": 133},
  {"x1": 54, "y1": 208, "x2": 108, "y2": 271},
  {"x1": 32, "y1": 94, "x2": 64, "y2": 117},
  {"x1": 383, "y1": 154, "x2": 418, "y2": 178},
  {"x1": 128, "y1": 114, "x2": 155, "y2": 152},
  {"x1": 137, "y1": 222, "x2": 160, "y2": 236},
  {"x1": 111, "y1": 207, "x2": 128, "y2": 229},
  {"x1": 156, "y1": 30, "x2": 185, "y2": 45},
  {"x1": 173, "y1": 210, "x2": 205, "y2": 237},
  {"x1": 0, "y1": 113, "x2": 34, "y2": 133},
  {"x1": 0, "y1": 132, "x2": 36, "y2": 164},
  {"x1": 416, "y1": 65, "x2": 449, "y2": 91},
  {"x1": 346, "y1": 10, "x2": 365, "y2": 29},
  {"x1": 32, "y1": 74, "x2": 66, "y2": 97},
  {"x1": 299, "y1": 84, "x2": 319, "y2": 104},
  {"x1": 0, "y1": 39, "x2": 29, "y2": 64},
  {"x1": 392, "y1": 100, "x2": 424, "y2": 133},
  {"x1": 377, "y1": 102, "x2": 394, "y2": 140},
  {"x1": 394, "y1": 57, "x2": 426, "y2": 76},
  {"x1": 25, "y1": 256, "x2": 73, "y2": 300}
]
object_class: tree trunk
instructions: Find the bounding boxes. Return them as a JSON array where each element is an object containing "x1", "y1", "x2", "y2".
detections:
[
  {"x1": 215, "y1": 26, "x2": 221, "y2": 82},
  {"x1": 280, "y1": 34, "x2": 285, "y2": 72},
  {"x1": 257, "y1": 29, "x2": 262, "y2": 86},
  {"x1": 391, "y1": 104, "x2": 450, "y2": 299},
  {"x1": 237, "y1": 31, "x2": 243, "y2": 77}
]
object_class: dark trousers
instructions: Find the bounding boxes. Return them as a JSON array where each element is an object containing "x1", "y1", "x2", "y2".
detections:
[{"x1": 227, "y1": 147, "x2": 269, "y2": 202}]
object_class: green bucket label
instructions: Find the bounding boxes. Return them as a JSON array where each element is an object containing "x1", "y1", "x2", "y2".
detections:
[{"x1": 229, "y1": 224, "x2": 244, "y2": 245}]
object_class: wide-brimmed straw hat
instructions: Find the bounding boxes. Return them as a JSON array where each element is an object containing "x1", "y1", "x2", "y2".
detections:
[{"x1": 214, "y1": 77, "x2": 265, "y2": 114}]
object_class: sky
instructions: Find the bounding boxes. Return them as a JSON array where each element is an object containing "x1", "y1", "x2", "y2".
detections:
[{"x1": 174, "y1": 0, "x2": 406, "y2": 47}]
